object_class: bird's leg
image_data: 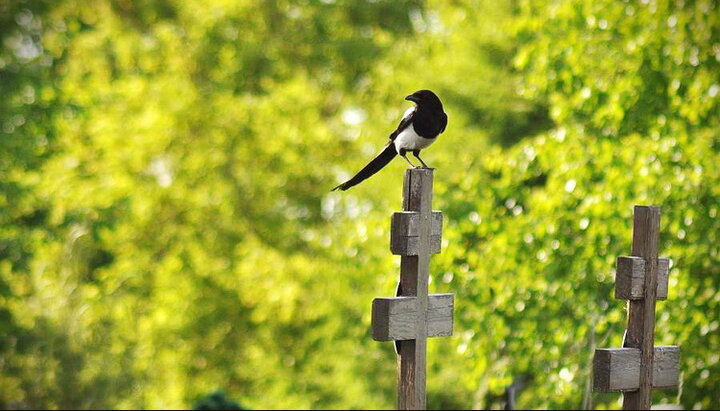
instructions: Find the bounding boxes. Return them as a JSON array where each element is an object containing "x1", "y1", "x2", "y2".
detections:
[
  {"x1": 399, "y1": 149, "x2": 417, "y2": 168},
  {"x1": 413, "y1": 150, "x2": 429, "y2": 168}
]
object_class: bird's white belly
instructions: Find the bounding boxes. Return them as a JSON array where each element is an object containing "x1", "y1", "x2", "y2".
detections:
[{"x1": 394, "y1": 126, "x2": 435, "y2": 152}]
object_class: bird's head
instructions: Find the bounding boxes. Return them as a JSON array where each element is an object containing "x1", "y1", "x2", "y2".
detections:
[{"x1": 405, "y1": 89, "x2": 444, "y2": 111}]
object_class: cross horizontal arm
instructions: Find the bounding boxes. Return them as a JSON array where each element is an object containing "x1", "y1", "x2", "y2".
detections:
[
  {"x1": 390, "y1": 211, "x2": 443, "y2": 256},
  {"x1": 391, "y1": 211, "x2": 443, "y2": 237},
  {"x1": 616, "y1": 256, "x2": 670, "y2": 300},
  {"x1": 371, "y1": 293, "x2": 454, "y2": 341},
  {"x1": 593, "y1": 346, "x2": 680, "y2": 392}
]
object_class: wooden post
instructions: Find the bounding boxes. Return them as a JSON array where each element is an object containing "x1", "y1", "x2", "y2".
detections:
[
  {"x1": 398, "y1": 168, "x2": 431, "y2": 410},
  {"x1": 593, "y1": 206, "x2": 680, "y2": 409},
  {"x1": 371, "y1": 168, "x2": 454, "y2": 410},
  {"x1": 624, "y1": 206, "x2": 661, "y2": 409}
]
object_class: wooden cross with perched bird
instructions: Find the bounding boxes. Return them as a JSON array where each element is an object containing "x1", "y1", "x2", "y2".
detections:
[{"x1": 371, "y1": 168, "x2": 454, "y2": 410}]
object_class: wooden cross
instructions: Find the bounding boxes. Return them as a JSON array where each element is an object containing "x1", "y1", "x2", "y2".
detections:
[
  {"x1": 593, "y1": 206, "x2": 681, "y2": 409},
  {"x1": 371, "y1": 168, "x2": 454, "y2": 410}
]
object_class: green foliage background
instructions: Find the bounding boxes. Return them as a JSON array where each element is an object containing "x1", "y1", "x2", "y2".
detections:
[{"x1": 1, "y1": 0, "x2": 718, "y2": 409}]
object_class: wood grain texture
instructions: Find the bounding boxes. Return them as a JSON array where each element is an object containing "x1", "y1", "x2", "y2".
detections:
[
  {"x1": 390, "y1": 211, "x2": 442, "y2": 255},
  {"x1": 391, "y1": 211, "x2": 443, "y2": 237},
  {"x1": 623, "y1": 205, "x2": 661, "y2": 410},
  {"x1": 616, "y1": 256, "x2": 670, "y2": 300},
  {"x1": 593, "y1": 346, "x2": 680, "y2": 392},
  {"x1": 371, "y1": 294, "x2": 454, "y2": 341},
  {"x1": 390, "y1": 235, "x2": 442, "y2": 256},
  {"x1": 397, "y1": 168, "x2": 434, "y2": 410}
]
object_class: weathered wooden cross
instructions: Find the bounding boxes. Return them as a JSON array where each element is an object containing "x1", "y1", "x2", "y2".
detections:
[
  {"x1": 593, "y1": 206, "x2": 681, "y2": 409},
  {"x1": 371, "y1": 168, "x2": 454, "y2": 410}
]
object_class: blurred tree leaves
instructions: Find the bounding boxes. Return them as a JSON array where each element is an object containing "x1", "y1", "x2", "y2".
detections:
[{"x1": 1, "y1": 0, "x2": 718, "y2": 410}]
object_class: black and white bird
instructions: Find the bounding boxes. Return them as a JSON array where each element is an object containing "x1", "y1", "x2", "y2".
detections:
[{"x1": 332, "y1": 89, "x2": 447, "y2": 191}]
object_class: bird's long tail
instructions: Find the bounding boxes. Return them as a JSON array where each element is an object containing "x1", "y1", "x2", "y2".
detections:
[{"x1": 332, "y1": 143, "x2": 397, "y2": 191}]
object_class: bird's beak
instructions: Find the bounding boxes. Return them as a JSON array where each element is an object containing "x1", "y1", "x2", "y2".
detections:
[{"x1": 405, "y1": 94, "x2": 418, "y2": 103}]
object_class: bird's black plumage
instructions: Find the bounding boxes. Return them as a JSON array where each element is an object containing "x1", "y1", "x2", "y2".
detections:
[{"x1": 332, "y1": 89, "x2": 447, "y2": 191}]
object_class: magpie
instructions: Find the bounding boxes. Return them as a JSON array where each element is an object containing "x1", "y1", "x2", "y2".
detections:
[{"x1": 332, "y1": 89, "x2": 447, "y2": 191}]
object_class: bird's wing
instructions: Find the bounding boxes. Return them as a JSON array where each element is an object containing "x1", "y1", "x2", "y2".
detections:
[
  {"x1": 389, "y1": 106, "x2": 416, "y2": 140},
  {"x1": 439, "y1": 112, "x2": 448, "y2": 134},
  {"x1": 330, "y1": 105, "x2": 415, "y2": 192}
]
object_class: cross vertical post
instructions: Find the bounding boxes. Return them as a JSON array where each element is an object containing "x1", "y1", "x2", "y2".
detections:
[
  {"x1": 398, "y1": 168, "x2": 432, "y2": 410},
  {"x1": 624, "y1": 206, "x2": 661, "y2": 409},
  {"x1": 371, "y1": 168, "x2": 453, "y2": 410},
  {"x1": 593, "y1": 205, "x2": 680, "y2": 409}
]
